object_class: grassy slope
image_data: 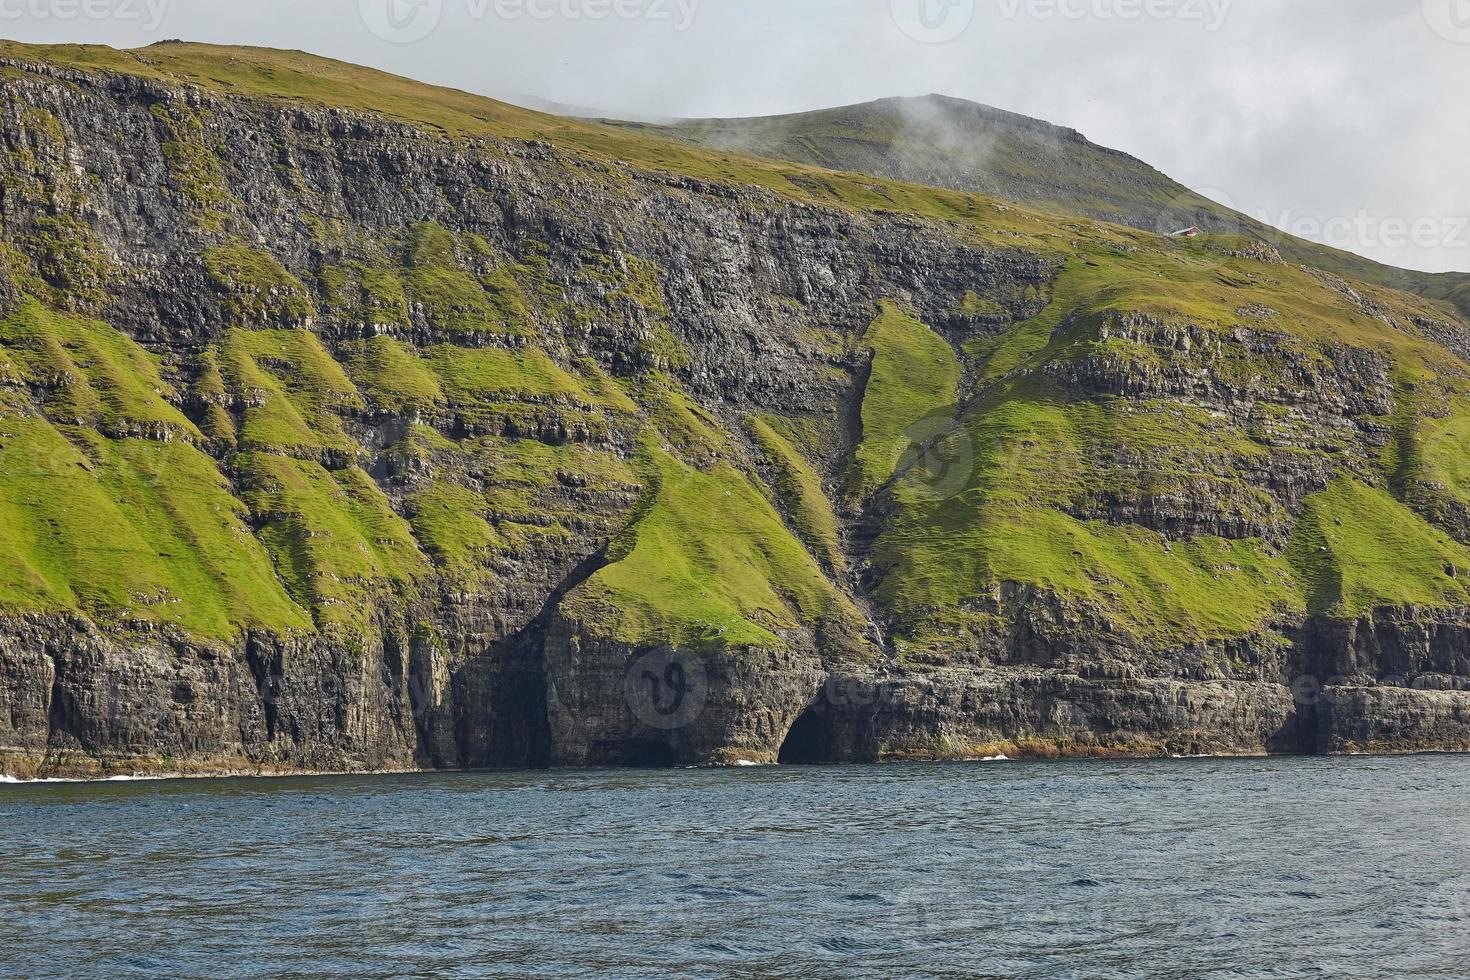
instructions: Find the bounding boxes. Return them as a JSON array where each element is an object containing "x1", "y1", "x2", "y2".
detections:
[
  {"x1": 848, "y1": 302, "x2": 962, "y2": 499},
  {"x1": 222, "y1": 328, "x2": 363, "y2": 456},
  {"x1": 0, "y1": 301, "x2": 311, "y2": 636},
  {"x1": 565, "y1": 442, "x2": 861, "y2": 651},
  {"x1": 238, "y1": 454, "x2": 426, "y2": 627},
  {"x1": 1287, "y1": 479, "x2": 1470, "y2": 617},
  {"x1": 3, "y1": 41, "x2": 1470, "y2": 655},
  {"x1": 0, "y1": 300, "x2": 199, "y2": 438},
  {"x1": 872, "y1": 383, "x2": 1299, "y2": 653},
  {"x1": 873, "y1": 242, "x2": 1470, "y2": 653},
  {"x1": 746, "y1": 415, "x2": 845, "y2": 574},
  {"x1": 0, "y1": 416, "x2": 311, "y2": 638}
]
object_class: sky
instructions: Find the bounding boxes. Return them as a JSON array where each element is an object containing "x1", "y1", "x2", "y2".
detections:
[{"x1": 4, "y1": 0, "x2": 1468, "y2": 273}]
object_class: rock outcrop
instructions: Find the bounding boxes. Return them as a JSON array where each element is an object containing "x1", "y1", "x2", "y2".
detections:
[{"x1": 2, "y1": 42, "x2": 1470, "y2": 777}]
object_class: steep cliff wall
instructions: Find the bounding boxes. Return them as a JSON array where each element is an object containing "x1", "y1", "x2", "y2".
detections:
[{"x1": 3, "y1": 43, "x2": 1470, "y2": 777}]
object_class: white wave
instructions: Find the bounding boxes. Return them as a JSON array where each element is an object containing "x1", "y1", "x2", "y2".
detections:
[
  {"x1": 0, "y1": 773, "x2": 164, "y2": 785},
  {"x1": 0, "y1": 775, "x2": 75, "y2": 784}
]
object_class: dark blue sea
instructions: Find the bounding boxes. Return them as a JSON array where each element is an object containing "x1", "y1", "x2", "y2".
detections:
[{"x1": 3, "y1": 756, "x2": 1469, "y2": 978}]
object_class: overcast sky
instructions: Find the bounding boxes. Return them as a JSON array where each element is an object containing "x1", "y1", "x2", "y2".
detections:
[{"x1": 5, "y1": 0, "x2": 1468, "y2": 273}]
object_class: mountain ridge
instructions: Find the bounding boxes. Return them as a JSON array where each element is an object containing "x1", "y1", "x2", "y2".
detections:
[{"x1": 606, "y1": 91, "x2": 1470, "y2": 317}]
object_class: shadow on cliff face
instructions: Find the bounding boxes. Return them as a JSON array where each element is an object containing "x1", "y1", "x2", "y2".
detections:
[
  {"x1": 618, "y1": 739, "x2": 679, "y2": 768},
  {"x1": 778, "y1": 704, "x2": 836, "y2": 764}
]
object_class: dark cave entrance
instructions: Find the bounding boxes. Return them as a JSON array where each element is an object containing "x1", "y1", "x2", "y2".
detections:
[
  {"x1": 778, "y1": 706, "x2": 833, "y2": 765},
  {"x1": 623, "y1": 738, "x2": 677, "y2": 768}
]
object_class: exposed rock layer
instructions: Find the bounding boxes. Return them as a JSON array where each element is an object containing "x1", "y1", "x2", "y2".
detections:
[{"x1": 1, "y1": 49, "x2": 1469, "y2": 778}]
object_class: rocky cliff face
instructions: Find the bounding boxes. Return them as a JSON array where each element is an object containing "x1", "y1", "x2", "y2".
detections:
[
  {"x1": 635, "y1": 93, "x2": 1470, "y2": 322},
  {"x1": 3, "y1": 42, "x2": 1470, "y2": 777}
]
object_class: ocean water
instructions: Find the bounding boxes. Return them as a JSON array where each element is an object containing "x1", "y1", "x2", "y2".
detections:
[{"x1": 3, "y1": 756, "x2": 1469, "y2": 978}]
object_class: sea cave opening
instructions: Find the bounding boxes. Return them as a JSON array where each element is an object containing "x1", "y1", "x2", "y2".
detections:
[
  {"x1": 623, "y1": 738, "x2": 677, "y2": 768},
  {"x1": 778, "y1": 706, "x2": 833, "y2": 765}
]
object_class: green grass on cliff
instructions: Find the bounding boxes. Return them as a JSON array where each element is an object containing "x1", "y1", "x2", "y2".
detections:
[
  {"x1": 0, "y1": 419, "x2": 309, "y2": 637},
  {"x1": 319, "y1": 263, "x2": 411, "y2": 327},
  {"x1": 463, "y1": 437, "x2": 638, "y2": 557},
  {"x1": 340, "y1": 336, "x2": 445, "y2": 416},
  {"x1": 238, "y1": 453, "x2": 427, "y2": 628},
  {"x1": 407, "y1": 481, "x2": 503, "y2": 576},
  {"x1": 631, "y1": 374, "x2": 731, "y2": 461},
  {"x1": 848, "y1": 302, "x2": 961, "y2": 499},
  {"x1": 1287, "y1": 478, "x2": 1470, "y2": 617},
  {"x1": 746, "y1": 414, "x2": 845, "y2": 573},
  {"x1": 566, "y1": 443, "x2": 858, "y2": 651},
  {"x1": 403, "y1": 224, "x2": 533, "y2": 337},
  {"x1": 0, "y1": 300, "x2": 199, "y2": 438},
  {"x1": 220, "y1": 328, "x2": 363, "y2": 456},
  {"x1": 7, "y1": 39, "x2": 1470, "y2": 657},
  {"x1": 878, "y1": 495, "x2": 1299, "y2": 656},
  {"x1": 869, "y1": 239, "x2": 1470, "y2": 651},
  {"x1": 428, "y1": 344, "x2": 594, "y2": 406},
  {"x1": 872, "y1": 381, "x2": 1300, "y2": 653},
  {"x1": 203, "y1": 246, "x2": 315, "y2": 324},
  {"x1": 0, "y1": 304, "x2": 321, "y2": 637}
]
